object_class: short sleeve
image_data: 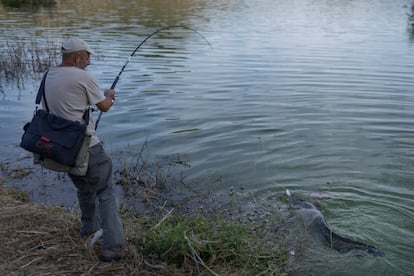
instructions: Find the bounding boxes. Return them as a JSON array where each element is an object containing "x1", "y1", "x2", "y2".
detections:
[{"x1": 83, "y1": 72, "x2": 105, "y2": 105}]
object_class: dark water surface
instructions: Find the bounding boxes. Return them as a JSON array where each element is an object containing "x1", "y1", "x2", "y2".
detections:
[{"x1": 1, "y1": 0, "x2": 414, "y2": 274}]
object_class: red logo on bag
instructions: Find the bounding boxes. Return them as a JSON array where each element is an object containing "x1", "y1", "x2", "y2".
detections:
[{"x1": 41, "y1": 136, "x2": 50, "y2": 142}]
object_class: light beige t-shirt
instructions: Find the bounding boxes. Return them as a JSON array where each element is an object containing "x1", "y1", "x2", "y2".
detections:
[{"x1": 42, "y1": 66, "x2": 106, "y2": 147}]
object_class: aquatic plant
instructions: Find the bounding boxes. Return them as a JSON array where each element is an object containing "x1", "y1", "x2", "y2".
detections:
[{"x1": 0, "y1": 38, "x2": 59, "y2": 88}]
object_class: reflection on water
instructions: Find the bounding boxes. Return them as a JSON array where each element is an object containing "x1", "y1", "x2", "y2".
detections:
[{"x1": 1, "y1": 0, "x2": 414, "y2": 274}]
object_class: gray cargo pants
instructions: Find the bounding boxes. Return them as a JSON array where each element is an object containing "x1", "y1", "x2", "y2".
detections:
[{"x1": 69, "y1": 142, "x2": 124, "y2": 249}]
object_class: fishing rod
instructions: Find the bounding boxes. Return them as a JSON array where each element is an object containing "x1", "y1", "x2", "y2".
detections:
[{"x1": 95, "y1": 25, "x2": 212, "y2": 130}]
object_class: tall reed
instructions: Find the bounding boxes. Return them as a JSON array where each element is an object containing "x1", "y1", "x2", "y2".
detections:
[{"x1": 0, "y1": 38, "x2": 60, "y2": 88}]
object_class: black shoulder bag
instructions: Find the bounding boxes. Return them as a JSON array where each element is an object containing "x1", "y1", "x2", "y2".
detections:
[{"x1": 20, "y1": 71, "x2": 91, "y2": 175}]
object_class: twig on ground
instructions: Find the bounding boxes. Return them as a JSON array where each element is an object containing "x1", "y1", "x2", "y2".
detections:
[
  {"x1": 151, "y1": 207, "x2": 174, "y2": 230},
  {"x1": 184, "y1": 230, "x2": 219, "y2": 276}
]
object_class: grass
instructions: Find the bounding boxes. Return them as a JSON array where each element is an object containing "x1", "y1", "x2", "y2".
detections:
[
  {"x1": 112, "y1": 148, "x2": 289, "y2": 274},
  {"x1": 0, "y1": 158, "x2": 289, "y2": 275},
  {"x1": 0, "y1": 38, "x2": 60, "y2": 88},
  {"x1": 140, "y1": 214, "x2": 287, "y2": 274},
  {"x1": 0, "y1": 183, "x2": 288, "y2": 275}
]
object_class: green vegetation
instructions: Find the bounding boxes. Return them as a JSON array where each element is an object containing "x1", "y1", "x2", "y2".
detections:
[
  {"x1": 113, "y1": 150, "x2": 288, "y2": 274},
  {"x1": 138, "y1": 213, "x2": 287, "y2": 274}
]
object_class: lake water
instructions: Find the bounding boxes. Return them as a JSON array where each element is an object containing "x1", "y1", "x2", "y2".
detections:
[{"x1": 1, "y1": 0, "x2": 414, "y2": 274}]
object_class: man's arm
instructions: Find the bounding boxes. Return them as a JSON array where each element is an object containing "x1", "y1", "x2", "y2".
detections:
[{"x1": 96, "y1": 89, "x2": 115, "y2": 112}]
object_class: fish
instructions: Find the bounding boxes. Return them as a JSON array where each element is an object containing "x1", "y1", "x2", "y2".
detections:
[{"x1": 289, "y1": 198, "x2": 384, "y2": 257}]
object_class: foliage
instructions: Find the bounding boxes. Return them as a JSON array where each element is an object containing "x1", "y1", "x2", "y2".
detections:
[
  {"x1": 140, "y1": 212, "x2": 287, "y2": 274},
  {"x1": 112, "y1": 147, "x2": 289, "y2": 274}
]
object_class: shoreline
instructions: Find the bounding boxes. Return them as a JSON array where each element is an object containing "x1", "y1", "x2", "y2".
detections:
[{"x1": 0, "y1": 153, "x2": 291, "y2": 275}]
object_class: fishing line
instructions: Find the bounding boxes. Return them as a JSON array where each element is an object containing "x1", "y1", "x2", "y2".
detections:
[{"x1": 95, "y1": 25, "x2": 212, "y2": 130}]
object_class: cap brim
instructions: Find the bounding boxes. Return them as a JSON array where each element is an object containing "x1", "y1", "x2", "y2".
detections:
[{"x1": 86, "y1": 49, "x2": 95, "y2": 55}]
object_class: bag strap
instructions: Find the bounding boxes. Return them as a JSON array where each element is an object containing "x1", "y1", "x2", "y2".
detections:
[
  {"x1": 35, "y1": 71, "x2": 49, "y2": 110},
  {"x1": 82, "y1": 107, "x2": 90, "y2": 126},
  {"x1": 35, "y1": 70, "x2": 90, "y2": 126}
]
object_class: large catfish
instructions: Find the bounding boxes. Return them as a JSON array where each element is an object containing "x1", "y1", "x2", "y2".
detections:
[{"x1": 290, "y1": 198, "x2": 384, "y2": 257}]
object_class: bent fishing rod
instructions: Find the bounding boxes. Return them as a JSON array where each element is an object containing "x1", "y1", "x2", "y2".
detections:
[{"x1": 95, "y1": 25, "x2": 212, "y2": 130}]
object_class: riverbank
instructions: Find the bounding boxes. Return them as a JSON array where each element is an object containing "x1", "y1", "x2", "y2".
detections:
[{"x1": 0, "y1": 156, "x2": 290, "y2": 275}]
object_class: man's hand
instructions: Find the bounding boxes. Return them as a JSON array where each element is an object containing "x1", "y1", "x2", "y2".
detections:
[{"x1": 104, "y1": 89, "x2": 115, "y2": 101}]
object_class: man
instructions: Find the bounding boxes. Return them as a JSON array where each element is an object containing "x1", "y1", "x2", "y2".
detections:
[{"x1": 42, "y1": 37, "x2": 124, "y2": 262}]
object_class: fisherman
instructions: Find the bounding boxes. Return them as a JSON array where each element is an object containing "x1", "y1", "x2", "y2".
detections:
[{"x1": 42, "y1": 37, "x2": 124, "y2": 262}]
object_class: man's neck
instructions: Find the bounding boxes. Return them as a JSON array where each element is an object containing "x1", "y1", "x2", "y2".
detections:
[
  {"x1": 59, "y1": 58, "x2": 77, "y2": 67},
  {"x1": 59, "y1": 63, "x2": 75, "y2": 67}
]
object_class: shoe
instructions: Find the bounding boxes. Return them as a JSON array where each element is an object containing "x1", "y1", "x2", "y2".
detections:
[{"x1": 100, "y1": 246, "x2": 124, "y2": 262}]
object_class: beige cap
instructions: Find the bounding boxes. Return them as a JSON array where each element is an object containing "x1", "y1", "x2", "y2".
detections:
[{"x1": 61, "y1": 37, "x2": 95, "y2": 55}]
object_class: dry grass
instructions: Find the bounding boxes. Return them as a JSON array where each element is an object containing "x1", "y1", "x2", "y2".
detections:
[
  {"x1": 0, "y1": 183, "x2": 191, "y2": 275},
  {"x1": 0, "y1": 157, "x2": 289, "y2": 275},
  {"x1": 0, "y1": 182, "x2": 289, "y2": 275}
]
